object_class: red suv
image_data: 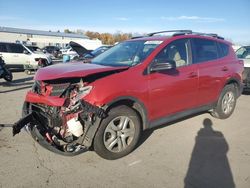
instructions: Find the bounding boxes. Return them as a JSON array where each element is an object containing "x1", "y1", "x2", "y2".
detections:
[{"x1": 13, "y1": 30, "x2": 243, "y2": 159}]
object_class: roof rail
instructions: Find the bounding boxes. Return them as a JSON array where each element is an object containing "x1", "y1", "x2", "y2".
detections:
[
  {"x1": 147, "y1": 30, "x2": 192, "y2": 36},
  {"x1": 190, "y1": 32, "x2": 224, "y2": 40},
  {"x1": 130, "y1": 35, "x2": 146, "y2": 39},
  {"x1": 130, "y1": 30, "x2": 224, "y2": 40}
]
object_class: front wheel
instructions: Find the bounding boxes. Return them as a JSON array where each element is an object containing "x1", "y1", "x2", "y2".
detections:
[
  {"x1": 94, "y1": 105, "x2": 141, "y2": 160},
  {"x1": 24, "y1": 70, "x2": 32, "y2": 75},
  {"x1": 211, "y1": 84, "x2": 237, "y2": 119},
  {"x1": 3, "y1": 69, "x2": 13, "y2": 82}
]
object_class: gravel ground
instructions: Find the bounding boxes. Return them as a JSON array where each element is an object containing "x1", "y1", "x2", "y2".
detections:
[{"x1": 0, "y1": 72, "x2": 250, "y2": 188}]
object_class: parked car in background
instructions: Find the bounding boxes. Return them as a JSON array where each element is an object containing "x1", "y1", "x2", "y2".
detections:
[
  {"x1": 61, "y1": 45, "x2": 112, "y2": 61},
  {"x1": 232, "y1": 45, "x2": 241, "y2": 51},
  {"x1": 67, "y1": 41, "x2": 112, "y2": 62},
  {"x1": 42, "y1": 45, "x2": 62, "y2": 58},
  {"x1": 61, "y1": 46, "x2": 79, "y2": 60},
  {"x1": 83, "y1": 45, "x2": 113, "y2": 59},
  {"x1": 60, "y1": 45, "x2": 71, "y2": 53},
  {"x1": 236, "y1": 46, "x2": 250, "y2": 88},
  {"x1": 13, "y1": 30, "x2": 243, "y2": 160},
  {"x1": 0, "y1": 42, "x2": 52, "y2": 73}
]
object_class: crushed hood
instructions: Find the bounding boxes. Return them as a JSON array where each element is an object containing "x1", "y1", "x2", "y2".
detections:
[{"x1": 35, "y1": 62, "x2": 128, "y2": 81}]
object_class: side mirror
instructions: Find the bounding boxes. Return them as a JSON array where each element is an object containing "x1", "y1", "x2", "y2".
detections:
[
  {"x1": 150, "y1": 60, "x2": 176, "y2": 72},
  {"x1": 23, "y1": 50, "x2": 30, "y2": 55}
]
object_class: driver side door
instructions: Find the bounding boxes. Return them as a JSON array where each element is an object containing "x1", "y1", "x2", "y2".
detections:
[{"x1": 148, "y1": 38, "x2": 199, "y2": 122}]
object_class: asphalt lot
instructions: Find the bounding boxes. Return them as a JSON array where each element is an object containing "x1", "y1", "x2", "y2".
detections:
[{"x1": 0, "y1": 72, "x2": 250, "y2": 188}]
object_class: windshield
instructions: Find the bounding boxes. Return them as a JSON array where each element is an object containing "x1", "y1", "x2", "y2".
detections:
[
  {"x1": 91, "y1": 40, "x2": 163, "y2": 67},
  {"x1": 26, "y1": 46, "x2": 42, "y2": 52},
  {"x1": 236, "y1": 47, "x2": 250, "y2": 59}
]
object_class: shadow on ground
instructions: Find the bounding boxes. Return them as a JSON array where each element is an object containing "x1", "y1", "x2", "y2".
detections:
[
  {"x1": 0, "y1": 76, "x2": 33, "y2": 93},
  {"x1": 0, "y1": 76, "x2": 33, "y2": 86},
  {"x1": 136, "y1": 112, "x2": 207, "y2": 150},
  {"x1": 184, "y1": 118, "x2": 235, "y2": 188}
]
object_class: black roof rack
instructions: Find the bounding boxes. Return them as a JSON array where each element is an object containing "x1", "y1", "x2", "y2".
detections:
[
  {"x1": 190, "y1": 32, "x2": 224, "y2": 40},
  {"x1": 147, "y1": 30, "x2": 192, "y2": 36},
  {"x1": 131, "y1": 30, "x2": 224, "y2": 40},
  {"x1": 130, "y1": 36, "x2": 146, "y2": 39}
]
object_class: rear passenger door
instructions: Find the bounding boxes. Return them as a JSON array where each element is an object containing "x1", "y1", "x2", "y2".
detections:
[{"x1": 191, "y1": 38, "x2": 229, "y2": 105}]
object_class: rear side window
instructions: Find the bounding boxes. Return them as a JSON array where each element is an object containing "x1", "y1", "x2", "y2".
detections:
[
  {"x1": 7, "y1": 44, "x2": 25, "y2": 53},
  {"x1": 192, "y1": 38, "x2": 218, "y2": 63},
  {"x1": 217, "y1": 42, "x2": 229, "y2": 58}
]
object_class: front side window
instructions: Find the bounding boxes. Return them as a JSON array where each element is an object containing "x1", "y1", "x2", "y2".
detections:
[
  {"x1": 236, "y1": 47, "x2": 250, "y2": 59},
  {"x1": 92, "y1": 40, "x2": 163, "y2": 67},
  {"x1": 192, "y1": 38, "x2": 218, "y2": 63},
  {"x1": 153, "y1": 39, "x2": 189, "y2": 67}
]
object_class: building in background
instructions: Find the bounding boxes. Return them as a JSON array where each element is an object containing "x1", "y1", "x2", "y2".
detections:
[{"x1": 0, "y1": 26, "x2": 102, "y2": 50}]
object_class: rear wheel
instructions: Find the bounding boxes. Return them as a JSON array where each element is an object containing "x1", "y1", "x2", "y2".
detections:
[
  {"x1": 94, "y1": 105, "x2": 141, "y2": 160},
  {"x1": 211, "y1": 84, "x2": 237, "y2": 119}
]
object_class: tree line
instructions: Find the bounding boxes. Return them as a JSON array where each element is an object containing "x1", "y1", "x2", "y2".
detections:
[{"x1": 64, "y1": 29, "x2": 133, "y2": 45}]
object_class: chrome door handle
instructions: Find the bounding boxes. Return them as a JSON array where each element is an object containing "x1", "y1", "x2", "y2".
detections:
[{"x1": 188, "y1": 72, "x2": 197, "y2": 78}]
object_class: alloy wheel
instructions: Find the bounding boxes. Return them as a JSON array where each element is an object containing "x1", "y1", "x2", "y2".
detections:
[
  {"x1": 222, "y1": 91, "x2": 235, "y2": 115},
  {"x1": 103, "y1": 116, "x2": 135, "y2": 153}
]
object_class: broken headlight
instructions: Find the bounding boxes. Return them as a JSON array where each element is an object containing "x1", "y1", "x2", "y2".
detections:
[{"x1": 75, "y1": 85, "x2": 93, "y2": 101}]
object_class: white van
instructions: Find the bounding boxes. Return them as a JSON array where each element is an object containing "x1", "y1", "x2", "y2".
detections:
[{"x1": 0, "y1": 42, "x2": 52, "y2": 71}]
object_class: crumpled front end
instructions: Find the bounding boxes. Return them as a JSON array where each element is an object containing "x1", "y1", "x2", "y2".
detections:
[{"x1": 13, "y1": 77, "x2": 106, "y2": 155}]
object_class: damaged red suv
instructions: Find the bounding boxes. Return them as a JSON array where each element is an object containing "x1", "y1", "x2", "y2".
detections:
[{"x1": 13, "y1": 30, "x2": 243, "y2": 159}]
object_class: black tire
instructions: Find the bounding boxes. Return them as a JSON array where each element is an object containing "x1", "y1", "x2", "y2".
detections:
[
  {"x1": 94, "y1": 105, "x2": 141, "y2": 160},
  {"x1": 3, "y1": 69, "x2": 13, "y2": 82},
  {"x1": 211, "y1": 84, "x2": 237, "y2": 119},
  {"x1": 25, "y1": 70, "x2": 32, "y2": 75}
]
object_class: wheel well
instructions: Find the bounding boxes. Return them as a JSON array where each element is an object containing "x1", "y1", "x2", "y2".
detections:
[
  {"x1": 106, "y1": 99, "x2": 148, "y2": 130},
  {"x1": 225, "y1": 79, "x2": 241, "y2": 97}
]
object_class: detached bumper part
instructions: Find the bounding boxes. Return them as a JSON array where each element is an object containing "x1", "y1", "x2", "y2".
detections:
[
  {"x1": 80, "y1": 100, "x2": 106, "y2": 118},
  {"x1": 12, "y1": 112, "x2": 36, "y2": 136}
]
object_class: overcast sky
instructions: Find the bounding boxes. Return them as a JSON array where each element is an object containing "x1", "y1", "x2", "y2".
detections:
[{"x1": 0, "y1": 0, "x2": 249, "y2": 44}]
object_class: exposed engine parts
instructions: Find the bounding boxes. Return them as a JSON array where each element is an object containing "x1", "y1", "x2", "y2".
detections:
[{"x1": 13, "y1": 78, "x2": 106, "y2": 155}]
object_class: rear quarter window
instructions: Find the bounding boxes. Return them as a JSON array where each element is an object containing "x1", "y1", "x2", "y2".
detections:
[{"x1": 217, "y1": 42, "x2": 229, "y2": 58}]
